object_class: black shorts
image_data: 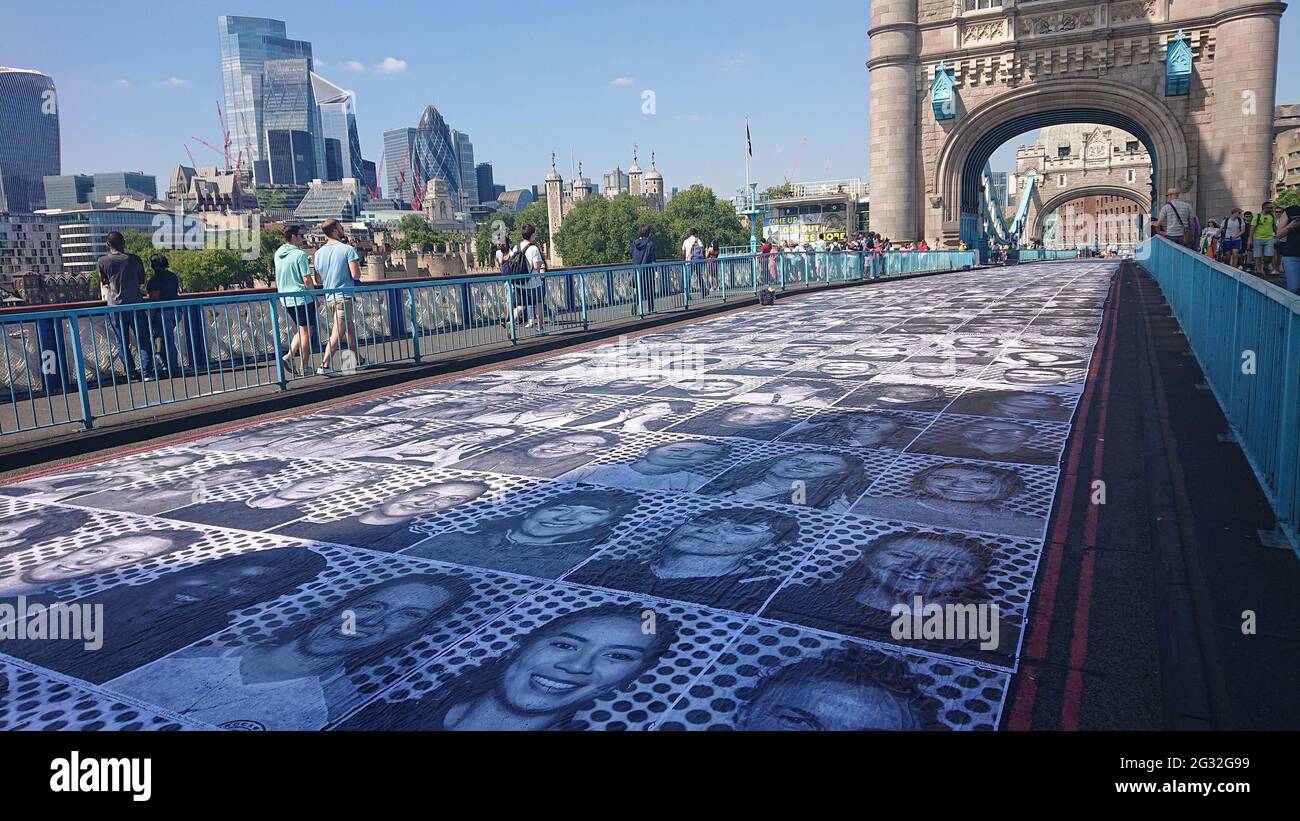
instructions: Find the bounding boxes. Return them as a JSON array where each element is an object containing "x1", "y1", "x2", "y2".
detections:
[{"x1": 287, "y1": 304, "x2": 314, "y2": 328}]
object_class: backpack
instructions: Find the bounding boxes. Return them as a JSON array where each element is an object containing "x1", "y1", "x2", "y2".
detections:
[
  {"x1": 688, "y1": 239, "x2": 704, "y2": 260},
  {"x1": 504, "y1": 242, "x2": 532, "y2": 277}
]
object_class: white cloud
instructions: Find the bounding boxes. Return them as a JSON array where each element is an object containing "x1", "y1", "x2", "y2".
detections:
[
  {"x1": 315, "y1": 58, "x2": 327, "y2": 69},
  {"x1": 167, "y1": 77, "x2": 189, "y2": 88},
  {"x1": 346, "y1": 60, "x2": 367, "y2": 73},
  {"x1": 609, "y1": 76, "x2": 634, "y2": 87},
  {"x1": 115, "y1": 79, "x2": 133, "y2": 90},
  {"x1": 373, "y1": 57, "x2": 408, "y2": 74}
]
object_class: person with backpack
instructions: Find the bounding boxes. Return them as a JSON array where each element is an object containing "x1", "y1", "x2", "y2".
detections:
[
  {"x1": 504, "y1": 223, "x2": 546, "y2": 330},
  {"x1": 1157, "y1": 188, "x2": 1196, "y2": 249},
  {"x1": 704, "y1": 240, "x2": 719, "y2": 298},
  {"x1": 146, "y1": 253, "x2": 183, "y2": 376},
  {"x1": 630, "y1": 225, "x2": 657, "y2": 313},
  {"x1": 1220, "y1": 208, "x2": 1246, "y2": 267},
  {"x1": 96, "y1": 231, "x2": 151, "y2": 380},
  {"x1": 682, "y1": 228, "x2": 705, "y2": 298}
]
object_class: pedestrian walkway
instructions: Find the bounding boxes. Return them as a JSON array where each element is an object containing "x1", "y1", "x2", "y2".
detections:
[{"x1": 0, "y1": 261, "x2": 1117, "y2": 731}]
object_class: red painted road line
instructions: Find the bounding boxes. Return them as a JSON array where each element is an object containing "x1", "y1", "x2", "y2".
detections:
[
  {"x1": 2, "y1": 306, "x2": 755, "y2": 486},
  {"x1": 1059, "y1": 279, "x2": 1121, "y2": 731},
  {"x1": 1007, "y1": 271, "x2": 1121, "y2": 730}
]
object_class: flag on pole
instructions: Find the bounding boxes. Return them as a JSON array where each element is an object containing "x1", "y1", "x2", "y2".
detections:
[{"x1": 746, "y1": 121, "x2": 753, "y2": 157}]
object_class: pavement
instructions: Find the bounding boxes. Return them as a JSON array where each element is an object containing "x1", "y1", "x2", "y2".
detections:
[{"x1": 0, "y1": 259, "x2": 1294, "y2": 731}]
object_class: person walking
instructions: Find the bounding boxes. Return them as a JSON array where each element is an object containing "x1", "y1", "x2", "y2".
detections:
[
  {"x1": 273, "y1": 225, "x2": 318, "y2": 376},
  {"x1": 630, "y1": 225, "x2": 657, "y2": 314},
  {"x1": 314, "y1": 219, "x2": 366, "y2": 375},
  {"x1": 1250, "y1": 201, "x2": 1277, "y2": 277},
  {"x1": 704, "y1": 240, "x2": 719, "y2": 298},
  {"x1": 1220, "y1": 207, "x2": 1246, "y2": 267},
  {"x1": 682, "y1": 228, "x2": 704, "y2": 297},
  {"x1": 96, "y1": 231, "x2": 151, "y2": 380},
  {"x1": 145, "y1": 254, "x2": 182, "y2": 376},
  {"x1": 514, "y1": 223, "x2": 546, "y2": 330},
  {"x1": 1158, "y1": 187, "x2": 1196, "y2": 249},
  {"x1": 1276, "y1": 194, "x2": 1300, "y2": 294}
]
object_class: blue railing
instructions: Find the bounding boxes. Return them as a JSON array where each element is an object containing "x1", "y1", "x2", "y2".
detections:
[
  {"x1": 1017, "y1": 249, "x2": 1081, "y2": 262},
  {"x1": 1141, "y1": 236, "x2": 1300, "y2": 556},
  {"x1": 0, "y1": 249, "x2": 975, "y2": 437}
]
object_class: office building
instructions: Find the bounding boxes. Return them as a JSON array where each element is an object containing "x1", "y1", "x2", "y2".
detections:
[
  {"x1": 0, "y1": 212, "x2": 62, "y2": 288},
  {"x1": 217, "y1": 16, "x2": 314, "y2": 176},
  {"x1": 475, "y1": 163, "x2": 495, "y2": 204},
  {"x1": 168, "y1": 165, "x2": 259, "y2": 212},
  {"x1": 44, "y1": 172, "x2": 158, "y2": 210},
  {"x1": 603, "y1": 167, "x2": 630, "y2": 198},
  {"x1": 383, "y1": 128, "x2": 416, "y2": 204},
  {"x1": 38, "y1": 198, "x2": 172, "y2": 275},
  {"x1": 0, "y1": 66, "x2": 60, "y2": 214},
  {"x1": 413, "y1": 105, "x2": 461, "y2": 201},
  {"x1": 451, "y1": 130, "x2": 477, "y2": 207},
  {"x1": 313, "y1": 72, "x2": 366, "y2": 187},
  {"x1": 294, "y1": 177, "x2": 364, "y2": 222},
  {"x1": 261, "y1": 57, "x2": 324, "y2": 185}
]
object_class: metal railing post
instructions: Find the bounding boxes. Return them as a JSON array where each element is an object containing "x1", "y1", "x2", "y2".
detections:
[
  {"x1": 268, "y1": 297, "x2": 288, "y2": 390},
  {"x1": 683, "y1": 263, "x2": 691, "y2": 312},
  {"x1": 779, "y1": 254, "x2": 786, "y2": 291},
  {"x1": 408, "y1": 287, "x2": 422, "y2": 362},
  {"x1": 65, "y1": 315, "x2": 94, "y2": 430},
  {"x1": 579, "y1": 272, "x2": 589, "y2": 330},
  {"x1": 635, "y1": 266, "x2": 645, "y2": 318},
  {"x1": 506, "y1": 279, "x2": 518, "y2": 344}
]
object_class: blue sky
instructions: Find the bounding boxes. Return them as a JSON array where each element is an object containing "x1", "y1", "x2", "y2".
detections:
[{"x1": 5, "y1": 1, "x2": 1296, "y2": 197}]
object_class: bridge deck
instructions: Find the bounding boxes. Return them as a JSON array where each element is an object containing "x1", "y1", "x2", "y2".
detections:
[{"x1": 3, "y1": 260, "x2": 1286, "y2": 731}]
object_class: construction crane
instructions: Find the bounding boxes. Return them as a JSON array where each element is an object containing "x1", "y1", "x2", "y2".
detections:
[
  {"x1": 787, "y1": 137, "x2": 808, "y2": 184},
  {"x1": 368, "y1": 152, "x2": 384, "y2": 201},
  {"x1": 214, "y1": 101, "x2": 233, "y2": 170}
]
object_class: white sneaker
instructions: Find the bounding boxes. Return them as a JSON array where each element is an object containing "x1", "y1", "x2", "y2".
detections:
[{"x1": 315, "y1": 367, "x2": 329, "y2": 376}]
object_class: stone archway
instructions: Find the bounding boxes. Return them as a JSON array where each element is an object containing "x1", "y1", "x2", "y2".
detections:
[
  {"x1": 1030, "y1": 184, "x2": 1152, "y2": 241},
  {"x1": 930, "y1": 78, "x2": 1188, "y2": 246},
  {"x1": 866, "y1": 1, "x2": 1285, "y2": 248}
]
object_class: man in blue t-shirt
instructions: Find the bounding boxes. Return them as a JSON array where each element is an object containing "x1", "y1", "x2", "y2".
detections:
[{"x1": 312, "y1": 219, "x2": 365, "y2": 375}]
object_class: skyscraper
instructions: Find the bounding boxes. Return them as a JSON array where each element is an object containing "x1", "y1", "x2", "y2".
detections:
[
  {"x1": 476, "y1": 163, "x2": 495, "y2": 203},
  {"x1": 451, "y1": 130, "x2": 477, "y2": 208},
  {"x1": 313, "y1": 73, "x2": 366, "y2": 186},
  {"x1": 217, "y1": 16, "x2": 313, "y2": 177},
  {"x1": 413, "y1": 105, "x2": 461, "y2": 203},
  {"x1": 261, "y1": 57, "x2": 325, "y2": 185},
  {"x1": 0, "y1": 66, "x2": 60, "y2": 214},
  {"x1": 383, "y1": 127, "x2": 416, "y2": 204}
]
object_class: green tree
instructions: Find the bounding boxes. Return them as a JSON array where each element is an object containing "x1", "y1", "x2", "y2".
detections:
[
  {"x1": 763, "y1": 182, "x2": 793, "y2": 200},
  {"x1": 554, "y1": 193, "x2": 667, "y2": 266},
  {"x1": 474, "y1": 210, "x2": 514, "y2": 267},
  {"x1": 511, "y1": 199, "x2": 550, "y2": 249},
  {"x1": 663, "y1": 184, "x2": 748, "y2": 253}
]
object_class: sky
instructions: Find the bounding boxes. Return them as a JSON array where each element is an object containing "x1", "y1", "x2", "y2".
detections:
[{"x1": 4, "y1": 1, "x2": 1296, "y2": 198}]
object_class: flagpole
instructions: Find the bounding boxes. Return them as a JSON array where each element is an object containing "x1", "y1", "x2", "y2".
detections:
[{"x1": 744, "y1": 116, "x2": 751, "y2": 209}]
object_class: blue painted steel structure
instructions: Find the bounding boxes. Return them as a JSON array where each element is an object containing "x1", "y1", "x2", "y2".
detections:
[
  {"x1": 1142, "y1": 236, "x2": 1300, "y2": 557},
  {"x1": 0, "y1": 250, "x2": 976, "y2": 437}
]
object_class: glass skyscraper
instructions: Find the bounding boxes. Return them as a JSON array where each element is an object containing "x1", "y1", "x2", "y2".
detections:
[
  {"x1": 312, "y1": 73, "x2": 366, "y2": 187},
  {"x1": 383, "y1": 127, "x2": 416, "y2": 204},
  {"x1": 451, "y1": 130, "x2": 477, "y2": 207},
  {"x1": 0, "y1": 67, "x2": 60, "y2": 214},
  {"x1": 413, "y1": 105, "x2": 461, "y2": 203},
  {"x1": 261, "y1": 57, "x2": 324, "y2": 185},
  {"x1": 217, "y1": 16, "x2": 313, "y2": 177}
]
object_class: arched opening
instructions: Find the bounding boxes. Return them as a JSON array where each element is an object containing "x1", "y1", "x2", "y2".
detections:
[
  {"x1": 1033, "y1": 187, "x2": 1151, "y2": 251},
  {"x1": 931, "y1": 79, "x2": 1191, "y2": 255}
]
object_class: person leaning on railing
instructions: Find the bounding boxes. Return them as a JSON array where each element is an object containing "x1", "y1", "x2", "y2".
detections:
[
  {"x1": 630, "y1": 225, "x2": 657, "y2": 313},
  {"x1": 96, "y1": 231, "x2": 152, "y2": 380},
  {"x1": 146, "y1": 254, "x2": 183, "y2": 375},
  {"x1": 273, "y1": 224, "x2": 319, "y2": 376},
  {"x1": 1275, "y1": 191, "x2": 1300, "y2": 295}
]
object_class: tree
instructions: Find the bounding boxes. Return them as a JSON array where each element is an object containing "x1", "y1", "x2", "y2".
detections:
[
  {"x1": 763, "y1": 182, "x2": 794, "y2": 200},
  {"x1": 554, "y1": 193, "x2": 668, "y2": 267},
  {"x1": 474, "y1": 210, "x2": 514, "y2": 267},
  {"x1": 511, "y1": 199, "x2": 550, "y2": 249},
  {"x1": 663, "y1": 185, "x2": 749, "y2": 252}
]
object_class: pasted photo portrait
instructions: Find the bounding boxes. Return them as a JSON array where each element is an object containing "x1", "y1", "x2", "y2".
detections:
[
  {"x1": 326, "y1": 390, "x2": 460, "y2": 419},
  {"x1": 561, "y1": 439, "x2": 738, "y2": 492},
  {"x1": 571, "y1": 399, "x2": 701, "y2": 434},
  {"x1": 730, "y1": 378, "x2": 851, "y2": 408},
  {"x1": 834, "y1": 381, "x2": 956, "y2": 413},
  {"x1": 724, "y1": 643, "x2": 945, "y2": 731},
  {"x1": 849, "y1": 456, "x2": 1051, "y2": 537},
  {"x1": 472, "y1": 395, "x2": 611, "y2": 427},
  {"x1": 274, "y1": 478, "x2": 496, "y2": 551},
  {"x1": 944, "y1": 388, "x2": 1075, "y2": 422},
  {"x1": 366, "y1": 425, "x2": 521, "y2": 468},
  {"x1": 188, "y1": 418, "x2": 323, "y2": 454},
  {"x1": 401, "y1": 487, "x2": 645, "y2": 578},
  {"x1": 698, "y1": 450, "x2": 874, "y2": 513},
  {"x1": 106, "y1": 572, "x2": 475, "y2": 730},
  {"x1": 0, "y1": 526, "x2": 209, "y2": 597},
  {"x1": 289, "y1": 420, "x2": 427, "y2": 461},
  {"x1": 667, "y1": 403, "x2": 800, "y2": 441},
  {"x1": 777, "y1": 409, "x2": 928, "y2": 451},
  {"x1": 647, "y1": 376, "x2": 758, "y2": 401},
  {"x1": 71, "y1": 458, "x2": 295, "y2": 516},
  {"x1": 0, "y1": 504, "x2": 93, "y2": 559},
  {"x1": 4, "y1": 545, "x2": 329, "y2": 684},
  {"x1": 338, "y1": 603, "x2": 680, "y2": 731},
  {"x1": 907, "y1": 416, "x2": 1065, "y2": 466},
  {"x1": 565, "y1": 505, "x2": 806, "y2": 613},
  {"x1": 767, "y1": 527, "x2": 1016, "y2": 660},
  {"x1": 454, "y1": 430, "x2": 618, "y2": 478},
  {"x1": 0, "y1": 451, "x2": 205, "y2": 503},
  {"x1": 163, "y1": 465, "x2": 387, "y2": 532}
]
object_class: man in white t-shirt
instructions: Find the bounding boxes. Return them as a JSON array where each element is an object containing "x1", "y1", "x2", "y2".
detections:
[
  {"x1": 682, "y1": 228, "x2": 703, "y2": 261},
  {"x1": 1221, "y1": 207, "x2": 1246, "y2": 267},
  {"x1": 514, "y1": 223, "x2": 546, "y2": 330}
]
